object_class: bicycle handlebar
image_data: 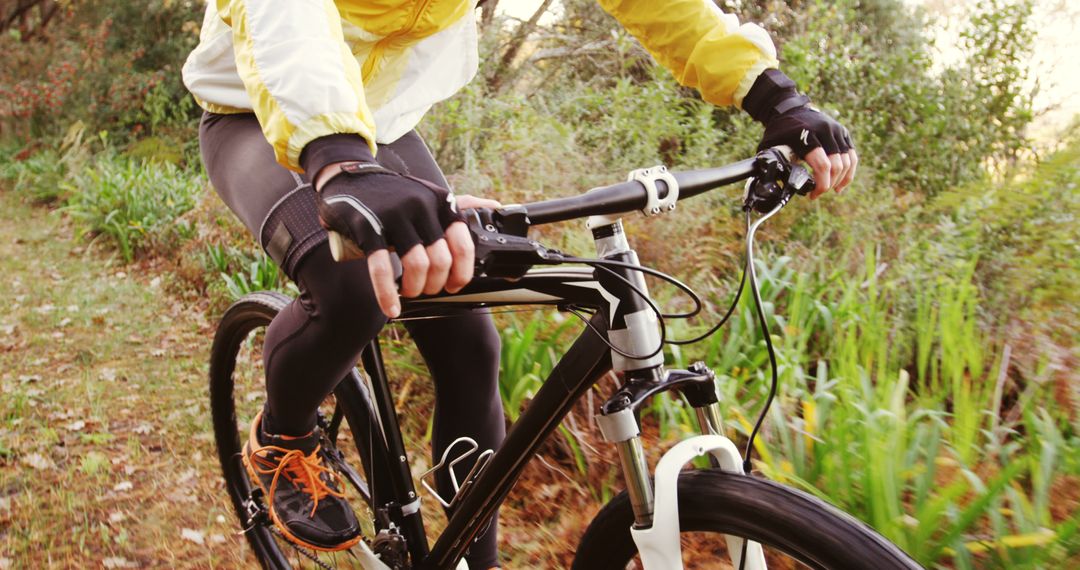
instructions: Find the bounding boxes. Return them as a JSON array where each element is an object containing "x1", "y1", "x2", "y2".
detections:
[
  {"x1": 464, "y1": 147, "x2": 814, "y2": 279},
  {"x1": 495, "y1": 146, "x2": 811, "y2": 227},
  {"x1": 516, "y1": 157, "x2": 758, "y2": 226}
]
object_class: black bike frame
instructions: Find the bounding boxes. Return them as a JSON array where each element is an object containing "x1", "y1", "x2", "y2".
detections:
[
  {"x1": 337, "y1": 268, "x2": 617, "y2": 568},
  {"x1": 330, "y1": 154, "x2": 787, "y2": 568}
]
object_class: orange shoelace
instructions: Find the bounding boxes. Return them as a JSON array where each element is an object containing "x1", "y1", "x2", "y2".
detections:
[{"x1": 251, "y1": 444, "x2": 347, "y2": 517}]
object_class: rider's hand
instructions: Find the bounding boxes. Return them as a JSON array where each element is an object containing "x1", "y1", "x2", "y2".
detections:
[
  {"x1": 743, "y1": 69, "x2": 858, "y2": 199},
  {"x1": 314, "y1": 160, "x2": 490, "y2": 319}
]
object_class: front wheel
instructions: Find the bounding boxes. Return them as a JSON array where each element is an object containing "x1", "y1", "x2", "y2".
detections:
[{"x1": 573, "y1": 469, "x2": 922, "y2": 569}]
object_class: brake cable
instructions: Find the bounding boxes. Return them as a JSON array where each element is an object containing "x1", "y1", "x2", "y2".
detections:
[
  {"x1": 666, "y1": 255, "x2": 748, "y2": 346},
  {"x1": 741, "y1": 202, "x2": 784, "y2": 475}
]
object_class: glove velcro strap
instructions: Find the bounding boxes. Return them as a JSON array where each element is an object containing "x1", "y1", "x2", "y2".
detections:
[
  {"x1": 316, "y1": 161, "x2": 395, "y2": 189},
  {"x1": 774, "y1": 94, "x2": 811, "y2": 117},
  {"x1": 340, "y1": 162, "x2": 394, "y2": 176},
  {"x1": 744, "y1": 69, "x2": 805, "y2": 124}
]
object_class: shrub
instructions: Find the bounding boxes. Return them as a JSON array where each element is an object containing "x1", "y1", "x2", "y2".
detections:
[
  {"x1": 64, "y1": 152, "x2": 205, "y2": 262},
  {"x1": 0, "y1": 0, "x2": 202, "y2": 145}
]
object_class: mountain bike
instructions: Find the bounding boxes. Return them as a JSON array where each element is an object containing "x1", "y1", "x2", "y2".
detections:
[{"x1": 208, "y1": 148, "x2": 923, "y2": 569}]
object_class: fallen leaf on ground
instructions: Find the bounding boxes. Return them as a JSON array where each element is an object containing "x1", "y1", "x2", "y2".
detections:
[
  {"x1": 181, "y1": 528, "x2": 205, "y2": 545},
  {"x1": 102, "y1": 557, "x2": 135, "y2": 569},
  {"x1": 113, "y1": 481, "x2": 133, "y2": 492},
  {"x1": 22, "y1": 453, "x2": 54, "y2": 470},
  {"x1": 176, "y1": 468, "x2": 197, "y2": 485},
  {"x1": 166, "y1": 490, "x2": 198, "y2": 503},
  {"x1": 64, "y1": 420, "x2": 86, "y2": 432}
]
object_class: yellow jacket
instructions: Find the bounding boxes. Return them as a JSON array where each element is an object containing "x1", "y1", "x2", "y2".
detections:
[{"x1": 182, "y1": 0, "x2": 778, "y2": 172}]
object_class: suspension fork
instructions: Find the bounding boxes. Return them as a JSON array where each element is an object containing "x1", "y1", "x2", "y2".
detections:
[{"x1": 587, "y1": 216, "x2": 726, "y2": 527}]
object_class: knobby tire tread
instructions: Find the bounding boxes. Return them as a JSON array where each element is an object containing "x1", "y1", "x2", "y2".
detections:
[
  {"x1": 209, "y1": 292, "x2": 304, "y2": 569},
  {"x1": 572, "y1": 469, "x2": 922, "y2": 570}
]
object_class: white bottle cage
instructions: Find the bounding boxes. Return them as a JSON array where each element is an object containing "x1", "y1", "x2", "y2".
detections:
[
  {"x1": 631, "y1": 435, "x2": 767, "y2": 570},
  {"x1": 419, "y1": 436, "x2": 494, "y2": 508},
  {"x1": 628, "y1": 165, "x2": 680, "y2": 217}
]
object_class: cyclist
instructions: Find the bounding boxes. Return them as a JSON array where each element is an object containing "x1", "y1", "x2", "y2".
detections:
[{"x1": 183, "y1": 1, "x2": 857, "y2": 567}]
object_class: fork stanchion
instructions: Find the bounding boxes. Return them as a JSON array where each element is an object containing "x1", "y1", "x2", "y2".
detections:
[{"x1": 597, "y1": 407, "x2": 655, "y2": 527}]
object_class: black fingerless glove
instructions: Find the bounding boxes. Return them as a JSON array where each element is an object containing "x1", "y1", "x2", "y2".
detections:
[
  {"x1": 316, "y1": 164, "x2": 462, "y2": 258},
  {"x1": 744, "y1": 69, "x2": 854, "y2": 156}
]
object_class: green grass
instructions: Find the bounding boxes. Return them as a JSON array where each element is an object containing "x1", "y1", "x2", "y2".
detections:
[
  {"x1": 202, "y1": 243, "x2": 295, "y2": 301},
  {"x1": 0, "y1": 190, "x2": 248, "y2": 566},
  {"x1": 62, "y1": 154, "x2": 204, "y2": 262}
]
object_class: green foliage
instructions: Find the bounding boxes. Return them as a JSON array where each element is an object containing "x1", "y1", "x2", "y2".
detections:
[
  {"x1": 780, "y1": 0, "x2": 1036, "y2": 196},
  {"x1": 0, "y1": 148, "x2": 68, "y2": 204},
  {"x1": 0, "y1": 122, "x2": 94, "y2": 204},
  {"x1": 63, "y1": 151, "x2": 204, "y2": 262},
  {"x1": 207, "y1": 244, "x2": 294, "y2": 301},
  {"x1": 928, "y1": 135, "x2": 1080, "y2": 339},
  {"x1": 661, "y1": 249, "x2": 1077, "y2": 567},
  {"x1": 198, "y1": 242, "x2": 295, "y2": 306},
  {"x1": 497, "y1": 311, "x2": 579, "y2": 420}
]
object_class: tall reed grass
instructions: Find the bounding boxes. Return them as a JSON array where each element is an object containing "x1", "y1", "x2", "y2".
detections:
[{"x1": 498, "y1": 247, "x2": 1078, "y2": 568}]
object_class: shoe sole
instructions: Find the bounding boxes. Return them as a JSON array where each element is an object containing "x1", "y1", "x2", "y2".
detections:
[{"x1": 241, "y1": 441, "x2": 363, "y2": 553}]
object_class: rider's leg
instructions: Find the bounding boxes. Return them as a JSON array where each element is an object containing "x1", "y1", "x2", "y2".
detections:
[
  {"x1": 201, "y1": 113, "x2": 504, "y2": 566},
  {"x1": 379, "y1": 131, "x2": 506, "y2": 569},
  {"x1": 405, "y1": 311, "x2": 505, "y2": 569}
]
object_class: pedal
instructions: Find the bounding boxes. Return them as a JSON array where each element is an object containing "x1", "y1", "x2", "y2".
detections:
[
  {"x1": 243, "y1": 488, "x2": 269, "y2": 528},
  {"x1": 419, "y1": 437, "x2": 494, "y2": 508}
]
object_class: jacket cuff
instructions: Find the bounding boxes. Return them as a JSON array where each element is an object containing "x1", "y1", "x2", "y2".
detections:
[
  {"x1": 742, "y1": 68, "x2": 805, "y2": 124},
  {"x1": 299, "y1": 134, "x2": 376, "y2": 180}
]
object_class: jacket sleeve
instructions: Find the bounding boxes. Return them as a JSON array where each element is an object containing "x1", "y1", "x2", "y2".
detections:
[
  {"x1": 216, "y1": 0, "x2": 377, "y2": 172},
  {"x1": 596, "y1": 0, "x2": 779, "y2": 109}
]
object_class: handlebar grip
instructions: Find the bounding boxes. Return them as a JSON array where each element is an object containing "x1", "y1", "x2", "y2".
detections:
[{"x1": 772, "y1": 145, "x2": 796, "y2": 163}]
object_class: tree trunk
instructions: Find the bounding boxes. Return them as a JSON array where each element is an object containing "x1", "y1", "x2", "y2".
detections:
[
  {"x1": 479, "y1": 0, "x2": 499, "y2": 28},
  {"x1": 485, "y1": 0, "x2": 555, "y2": 95}
]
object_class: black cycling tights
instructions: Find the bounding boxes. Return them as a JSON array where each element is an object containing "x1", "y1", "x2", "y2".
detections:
[
  {"x1": 200, "y1": 113, "x2": 504, "y2": 568},
  {"x1": 263, "y1": 247, "x2": 505, "y2": 567}
]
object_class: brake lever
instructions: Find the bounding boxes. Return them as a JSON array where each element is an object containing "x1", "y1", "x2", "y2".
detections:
[
  {"x1": 743, "y1": 148, "x2": 816, "y2": 213},
  {"x1": 463, "y1": 208, "x2": 561, "y2": 279}
]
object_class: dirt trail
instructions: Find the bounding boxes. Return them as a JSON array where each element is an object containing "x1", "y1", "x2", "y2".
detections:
[
  {"x1": 0, "y1": 187, "x2": 604, "y2": 569},
  {"x1": 0, "y1": 190, "x2": 252, "y2": 568}
]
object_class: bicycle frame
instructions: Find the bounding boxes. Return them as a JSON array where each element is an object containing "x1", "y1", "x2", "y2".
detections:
[
  {"x1": 338, "y1": 267, "x2": 613, "y2": 568},
  {"x1": 339, "y1": 244, "x2": 732, "y2": 567},
  {"x1": 324, "y1": 153, "x2": 814, "y2": 568}
]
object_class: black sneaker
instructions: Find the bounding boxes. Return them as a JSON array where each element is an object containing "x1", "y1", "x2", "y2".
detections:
[{"x1": 242, "y1": 412, "x2": 362, "y2": 551}]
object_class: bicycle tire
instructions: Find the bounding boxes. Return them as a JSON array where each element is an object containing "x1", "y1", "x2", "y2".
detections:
[
  {"x1": 209, "y1": 291, "x2": 376, "y2": 569},
  {"x1": 573, "y1": 469, "x2": 922, "y2": 570}
]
